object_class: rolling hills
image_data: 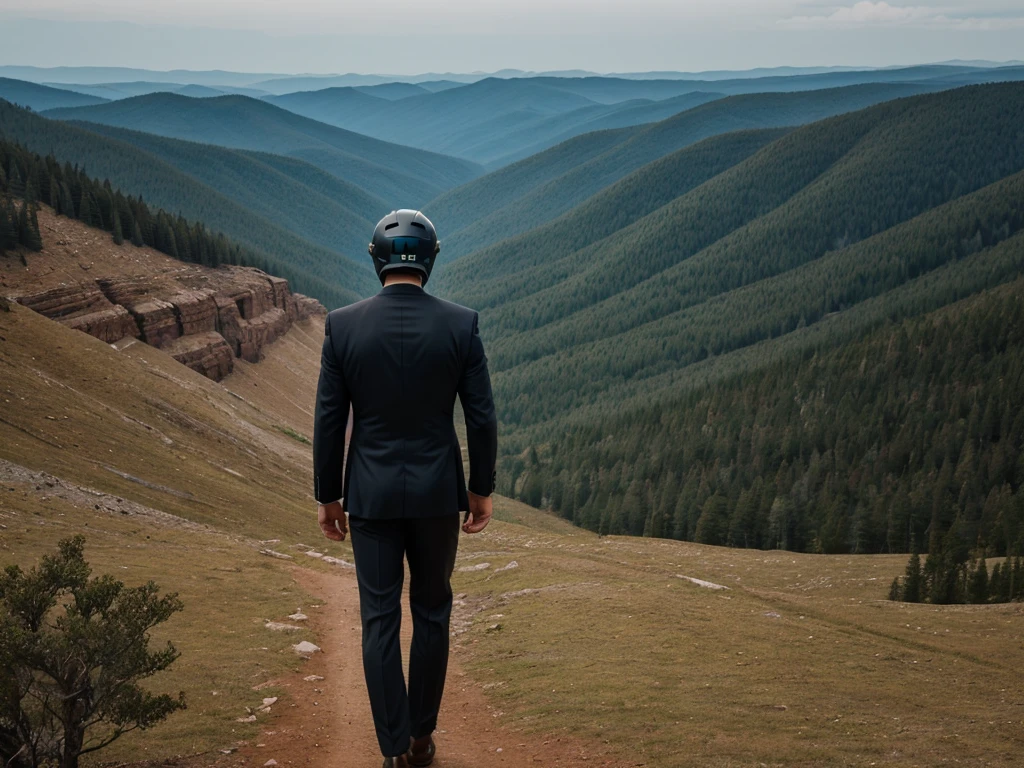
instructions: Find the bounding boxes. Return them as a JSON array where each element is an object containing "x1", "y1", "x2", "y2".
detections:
[
  {"x1": 44, "y1": 92, "x2": 482, "y2": 205},
  {"x1": 0, "y1": 77, "x2": 108, "y2": 111},
  {"x1": 266, "y1": 77, "x2": 607, "y2": 163},
  {"x1": 427, "y1": 82, "x2": 946, "y2": 258}
]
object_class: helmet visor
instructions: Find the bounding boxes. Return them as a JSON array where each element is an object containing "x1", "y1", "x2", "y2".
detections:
[{"x1": 389, "y1": 236, "x2": 430, "y2": 262}]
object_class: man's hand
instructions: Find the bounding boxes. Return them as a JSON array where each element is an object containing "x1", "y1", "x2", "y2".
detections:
[
  {"x1": 463, "y1": 491, "x2": 493, "y2": 534},
  {"x1": 318, "y1": 501, "x2": 348, "y2": 541}
]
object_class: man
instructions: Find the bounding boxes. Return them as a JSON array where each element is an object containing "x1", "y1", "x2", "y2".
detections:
[{"x1": 313, "y1": 209, "x2": 498, "y2": 768}]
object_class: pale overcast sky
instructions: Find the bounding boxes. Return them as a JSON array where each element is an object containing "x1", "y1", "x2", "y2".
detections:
[{"x1": 1, "y1": 1, "x2": 1022, "y2": 74}]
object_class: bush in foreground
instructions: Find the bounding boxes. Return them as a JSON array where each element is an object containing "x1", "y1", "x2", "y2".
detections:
[{"x1": 0, "y1": 535, "x2": 185, "y2": 767}]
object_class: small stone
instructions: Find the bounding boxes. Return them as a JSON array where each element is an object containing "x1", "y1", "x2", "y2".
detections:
[
  {"x1": 293, "y1": 641, "x2": 321, "y2": 655},
  {"x1": 259, "y1": 549, "x2": 293, "y2": 560},
  {"x1": 236, "y1": 715, "x2": 257, "y2": 723},
  {"x1": 264, "y1": 761, "x2": 278, "y2": 767},
  {"x1": 486, "y1": 623, "x2": 502, "y2": 632},
  {"x1": 458, "y1": 562, "x2": 491, "y2": 572},
  {"x1": 304, "y1": 675, "x2": 325, "y2": 682},
  {"x1": 321, "y1": 555, "x2": 355, "y2": 568},
  {"x1": 264, "y1": 621, "x2": 303, "y2": 632},
  {"x1": 288, "y1": 613, "x2": 308, "y2": 621},
  {"x1": 262, "y1": 697, "x2": 278, "y2": 707}
]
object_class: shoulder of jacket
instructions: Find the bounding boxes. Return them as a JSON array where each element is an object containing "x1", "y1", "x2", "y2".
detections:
[
  {"x1": 325, "y1": 297, "x2": 374, "y2": 337},
  {"x1": 429, "y1": 294, "x2": 477, "y2": 321}
]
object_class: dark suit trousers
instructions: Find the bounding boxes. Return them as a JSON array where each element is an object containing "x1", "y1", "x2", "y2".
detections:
[{"x1": 348, "y1": 513, "x2": 461, "y2": 757}]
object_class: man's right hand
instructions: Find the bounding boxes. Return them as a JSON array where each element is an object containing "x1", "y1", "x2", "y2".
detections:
[{"x1": 463, "y1": 491, "x2": 492, "y2": 534}]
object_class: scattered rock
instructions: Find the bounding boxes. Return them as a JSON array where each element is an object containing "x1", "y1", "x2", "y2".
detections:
[
  {"x1": 320, "y1": 555, "x2": 355, "y2": 568},
  {"x1": 292, "y1": 641, "x2": 321, "y2": 656},
  {"x1": 458, "y1": 562, "x2": 491, "y2": 572},
  {"x1": 303, "y1": 675, "x2": 325, "y2": 682},
  {"x1": 264, "y1": 760, "x2": 278, "y2": 767},
  {"x1": 486, "y1": 623, "x2": 502, "y2": 632},
  {"x1": 675, "y1": 574, "x2": 730, "y2": 590},
  {"x1": 235, "y1": 715, "x2": 257, "y2": 723},
  {"x1": 305, "y1": 550, "x2": 324, "y2": 558},
  {"x1": 259, "y1": 549, "x2": 294, "y2": 560},
  {"x1": 494, "y1": 560, "x2": 519, "y2": 572},
  {"x1": 261, "y1": 697, "x2": 278, "y2": 707},
  {"x1": 288, "y1": 612, "x2": 308, "y2": 621},
  {"x1": 264, "y1": 621, "x2": 303, "y2": 632}
]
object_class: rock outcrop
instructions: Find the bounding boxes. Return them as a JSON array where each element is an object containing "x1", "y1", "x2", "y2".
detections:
[{"x1": 14, "y1": 266, "x2": 325, "y2": 382}]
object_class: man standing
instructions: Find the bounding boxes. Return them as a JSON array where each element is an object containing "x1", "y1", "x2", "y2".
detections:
[{"x1": 313, "y1": 210, "x2": 498, "y2": 768}]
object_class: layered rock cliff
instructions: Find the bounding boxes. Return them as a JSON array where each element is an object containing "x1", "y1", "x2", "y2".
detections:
[{"x1": 2, "y1": 205, "x2": 327, "y2": 381}]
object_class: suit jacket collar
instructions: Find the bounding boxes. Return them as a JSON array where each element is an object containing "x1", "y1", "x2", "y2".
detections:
[{"x1": 379, "y1": 283, "x2": 425, "y2": 296}]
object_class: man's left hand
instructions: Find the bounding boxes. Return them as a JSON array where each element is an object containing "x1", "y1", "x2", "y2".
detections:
[{"x1": 318, "y1": 501, "x2": 348, "y2": 541}]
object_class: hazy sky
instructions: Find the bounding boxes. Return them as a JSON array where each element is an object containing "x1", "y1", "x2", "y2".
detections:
[{"x1": 1, "y1": 1, "x2": 1022, "y2": 74}]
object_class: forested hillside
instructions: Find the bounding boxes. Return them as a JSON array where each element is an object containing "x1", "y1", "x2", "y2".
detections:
[
  {"x1": 56, "y1": 121, "x2": 386, "y2": 260},
  {"x1": 44, "y1": 93, "x2": 481, "y2": 205},
  {"x1": 508, "y1": 274, "x2": 1024, "y2": 557},
  {"x1": 426, "y1": 82, "x2": 944, "y2": 258},
  {"x1": 435, "y1": 127, "x2": 790, "y2": 306},
  {"x1": 466, "y1": 83, "x2": 1024, "y2": 557},
  {"x1": 0, "y1": 100, "x2": 377, "y2": 302},
  {"x1": 475, "y1": 83, "x2": 1024, "y2": 373}
]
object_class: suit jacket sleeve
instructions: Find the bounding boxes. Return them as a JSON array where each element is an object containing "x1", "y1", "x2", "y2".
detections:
[
  {"x1": 313, "y1": 315, "x2": 350, "y2": 503},
  {"x1": 458, "y1": 311, "x2": 498, "y2": 497}
]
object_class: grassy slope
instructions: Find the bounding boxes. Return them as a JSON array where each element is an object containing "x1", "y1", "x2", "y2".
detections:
[
  {"x1": 452, "y1": 516, "x2": 1024, "y2": 767},
  {"x1": 44, "y1": 93, "x2": 482, "y2": 205},
  {"x1": 429, "y1": 82, "x2": 942, "y2": 259},
  {"x1": 0, "y1": 300, "x2": 339, "y2": 761},
  {"x1": 0, "y1": 101, "x2": 376, "y2": 303}
]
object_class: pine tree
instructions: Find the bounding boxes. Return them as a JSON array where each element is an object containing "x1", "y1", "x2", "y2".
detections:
[
  {"x1": 131, "y1": 218, "x2": 144, "y2": 247},
  {"x1": 112, "y1": 209, "x2": 124, "y2": 246},
  {"x1": 7, "y1": 160, "x2": 24, "y2": 198},
  {"x1": 78, "y1": 191, "x2": 92, "y2": 226},
  {"x1": 888, "y1": 577, "x2": 903, "y2": 601},
  {"x1": 26, "y1": 205, "x2": 43, "y2": 251},
  {"x1": 903, "y1": 549, "x2": 922, "y2": 603},
  {"x1": 0, "y1": 202, "x2": 15, "y2": 254},
  {"x1": 969, "y1": 558, "x2": 989, "y2": 604}
]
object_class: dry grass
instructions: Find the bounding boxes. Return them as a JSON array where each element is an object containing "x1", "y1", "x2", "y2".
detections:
[{"x1": 451, "y1": 524, "x2": 1024, "y2": 767}]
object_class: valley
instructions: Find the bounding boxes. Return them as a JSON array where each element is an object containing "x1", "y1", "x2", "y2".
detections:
[{"x1": 3, "y1": 57, "x2": 1024, "y2": 767}]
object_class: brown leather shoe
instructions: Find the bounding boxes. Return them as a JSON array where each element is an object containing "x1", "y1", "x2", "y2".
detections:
[{"x1": 408, "y1": 734, "x2": 435, "y2": 767}]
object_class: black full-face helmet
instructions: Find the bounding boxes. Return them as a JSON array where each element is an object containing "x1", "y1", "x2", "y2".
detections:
[{"x1": 368, "y1": 209, "x2": 441, "y2": 287}]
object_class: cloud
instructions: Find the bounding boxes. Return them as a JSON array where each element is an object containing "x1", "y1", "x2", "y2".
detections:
[{"x1": 781, "y1": 1, "x2": 1024, "y2": 29}]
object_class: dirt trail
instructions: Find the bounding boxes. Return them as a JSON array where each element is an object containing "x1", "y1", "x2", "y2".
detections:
[{"x1": 240, "y1": 566, "x2": 625, "y2": 768}]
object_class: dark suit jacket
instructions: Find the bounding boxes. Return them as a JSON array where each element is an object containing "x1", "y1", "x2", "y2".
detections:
[{"x1": 313, "y1": 282, "x2": 498, "y2": 518}]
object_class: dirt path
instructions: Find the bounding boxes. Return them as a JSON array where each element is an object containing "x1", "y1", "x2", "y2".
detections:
[{"x1": 239, "y1": 566, "x2": 626, "y2": 768}]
